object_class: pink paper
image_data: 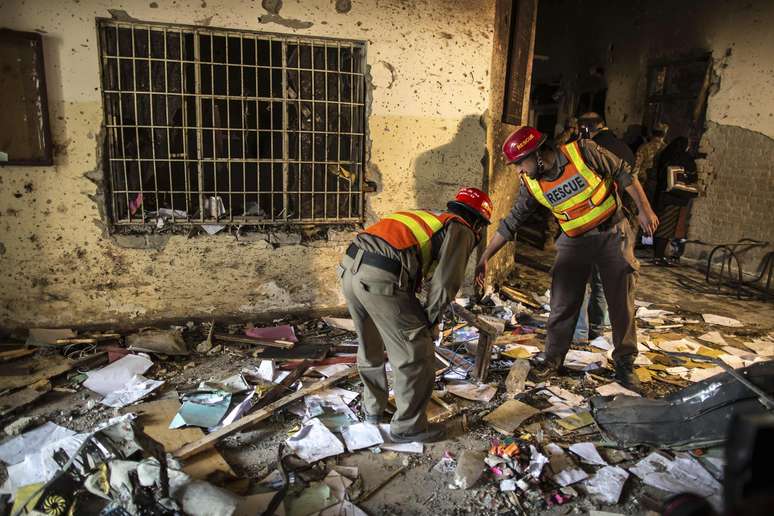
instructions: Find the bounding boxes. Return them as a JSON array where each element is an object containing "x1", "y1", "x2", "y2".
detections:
[{"x1": 245, "y1": 324, "x2": 298, "y2": 342}]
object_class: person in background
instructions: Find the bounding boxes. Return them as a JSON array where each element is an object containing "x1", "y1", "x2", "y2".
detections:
[
  {"x1": 633, "y1": 122, "x2": 669, "y2": 207},
  {"x1": 652, "y1": 136, "x2": 697, "y2": 265}
]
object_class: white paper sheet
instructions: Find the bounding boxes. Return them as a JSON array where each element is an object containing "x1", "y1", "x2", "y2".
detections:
[
  {"x1": 545, "y1": 443, "x2": 588, "y2": 486},
  {"x1": 585, "y1": 466, "x2": 629, "y2": 504},
  {"x1": 311, "y1": 364, "x2": 352, "y2": 378},
  {"x1": 745, "y1": 339, "x2": 774, "y2": 357},
  {"x1": 322, "y1": 317, "x2": 356, "y2": 332},
  {"x1": 596, "y1": 382, "x2": 640, "y2": 397},
  {"x1": 702, "y1": 313, "x2": 743, "y2": 327},
  {"x1": 633, "y1": 354, "x2": 653, "y2": 365},
  {"x1": 657, "y1": 338, "x2": 701, "y2": 353},
  {"x1": 101, "y1": 374, "x2": 164, "y2": 408},
  {"x1": 0, "y1": 422, "x2": 75, "y2": 466},
  {"x1": 286, "y1": 418, "x2": 345, "y2": 463},
  {"x1": 340, "y1": 422, "x2": 384, "y2": 451},
  {"x1": 377, "y1": 424, "x2": 423, "y2": 453},
  {"x1": 629, "y1": 452, "x2": 722, "y2": 508},
  {"x1": 83, "y1": 354, "x2": 153, "y2": 396},
  {"x1": 446, "y1": 382, "x2": 497, "y2": 402},
  {"x1": 317, "y1": 501, "x2": 368, "y2": 516},
  {"x1": 636, "y1": 307, "x2": 673, "y2": 319},
  {"x1": 569, "y1": 442, "x2": 608, "y2": 466},
  {"x1": 1, "y1": 432, "x2": 88, "y2": 495},
  {"x1": 527, "y1": 445, "x2": 549, "y2": 479},
  {"x1": 698, "y1": 331, "x2": 728, "y2": 346},
  {"x1": 589, "y1": 336, "x2": 612, "y2": 350},
  {"x1": 563, "y1": 350, "x2": 606, "y2": 371}
]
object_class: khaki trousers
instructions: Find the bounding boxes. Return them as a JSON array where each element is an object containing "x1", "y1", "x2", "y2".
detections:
[{"x1": 338, "y1": 251, "x2": 434, "y2": 434}]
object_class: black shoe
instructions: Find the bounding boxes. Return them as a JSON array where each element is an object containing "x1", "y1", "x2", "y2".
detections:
[
  {"x1": 389, "y1": 423, "x2": 445, "y2": 443},
  {"x1": 528, "y1": 353, "x2": 564, "y2": 382},
  {"x1": 614, "y1": 362, "x2": 642, "y2": 393}
]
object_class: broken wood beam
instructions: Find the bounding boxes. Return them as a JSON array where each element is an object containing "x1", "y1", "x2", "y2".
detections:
[
  {"x1": 174, "y1": 367, "x2": 358, "y2": 460},
  {"x1": 252, "y1": 360, "x2": 311, "y2": 411},
  {"x1": 500, "y1": 286, "x2": 542, "y2": 309},
  {"x1": 213, "y1": 333, "x2": 295, "y2": 349},
  {"x1": 451, "y1": 303, "x2": 503, "y2": 382}
]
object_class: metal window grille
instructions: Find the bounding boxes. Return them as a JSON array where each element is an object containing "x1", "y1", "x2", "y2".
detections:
[{"x1": 97, "y1": 19, "x2": 367, "y2": 226}]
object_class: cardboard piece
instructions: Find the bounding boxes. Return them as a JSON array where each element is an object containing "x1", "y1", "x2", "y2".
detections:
[{"x1": 484, "y1": 400, "x2": 539, "y2": 435}]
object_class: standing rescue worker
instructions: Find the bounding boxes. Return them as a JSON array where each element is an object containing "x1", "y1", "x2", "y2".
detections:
[
  {"x1": 339, "y1": 188, "x2": 493, "y2": 442},
  {"x1": 475, "y1": 127, "x2": 658, "y2": 390}
]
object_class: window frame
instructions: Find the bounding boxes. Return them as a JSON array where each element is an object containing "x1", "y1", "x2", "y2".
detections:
[{"x1": 95, "y1": 18, "x2": 368, "y2": 228}]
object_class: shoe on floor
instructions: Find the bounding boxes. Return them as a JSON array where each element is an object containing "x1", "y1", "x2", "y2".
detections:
[
  {"x1": 389, "y1": 424, "x2": 445, "y2": 443},
  {"x1": 528, "y1": 353, "x2": 565, "y2": 382},
  {"x1": 614, "y1": 361, "x2": 642, "y2": 393}
]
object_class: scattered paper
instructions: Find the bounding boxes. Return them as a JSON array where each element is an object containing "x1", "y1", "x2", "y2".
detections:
[
  {"x1": 304, "y1": 393, "x2": 358, "y2": 431},
  {"x1": 201, "y1": 224, "x2": 226, "y2": 235},
  {"x1": 702, "y1": 313, "x2": 743, "y2": 328},
  {"x1": 589, "y1": 336, "x2": 612, "y2": 350},
  {"x1": 698, "y1": 332, "x2": 728, "y2": 347},
  {"x1": 722, "y1": 346, "x2": 758, "y2": 359},
  {"x1": 317, "y1": 501, "x2": 367, "y2": 516},
  {"x1": 630, "y1": 452, "x2": 722, "y2": 508},
  {"x1": 1, "y1": 432, "x2": 88, "y2": 495},
  {"x1": 745, "y1": 339, "x2": 774, "y2": 357},
  {"x1": 323, "y1": 317, "x2": 356, "y2": 332},
  {"x1": 245, "y1": 324, "x2": 298, "y2": 342},
  {"x1": 527, "y1": 445, "x2": 549, "y2": 479},
  {"x1": 633, "y1": 354, "x2": 653, "y2": 365},
  {"x1": 311, "y1": 364, "x2": 351, "y2": 378},
  {"x1": 564, "y1": 350, "x2": 606, "y2": 371},
  {"x1": 446, "y1": 382, "x2": 497, "y2": 402},
  {"x1": 101, "y1": 374, "x2": 164, "y2": 408},
  {"x1": 584, "y1": 466, "x2": 629, "y2": 504},
  {"x1": 545, "y1": 443, "x2": 588, "y2": 486},
  {"x1": 316, "y1": 387, "x2": 359, "y2": 404},
  {"x1": 556, "y1": 411, "x2": 594, "y2": 431},
  {"x1": 377, "y1": 424, "x2": 423, "y2": 453},
  {"x1": 484, "y1": 400, "x2": 540, "y2": 435},
  {"x1": 502, "y1": 344, "x2": 540, "y2": 359},
  {"x1": 634, "y1": 300, "x2": 652, "y2": 308},
  {"x1": 0, "y1": 422, "x2": 75, "y2": 466},
  {"x1": 200, "y1": 374, "x2": 251, "y2": 393},
  {"x1": 656, "y1": 338, "x2": 701, "y2": 354},
  {"x1": 569, "y1": 442, "x2": 607, "y2": 466},
  {"x1": 286, "y1": 418, "x2": 345, "y2": 463},
  {"x1": 500, "y1": 479, "x2": 516, "y2": 492},
  {"x1": 169, "y1": 391, "x2": 232, "y2": 429},
  {"x1": 636, "y1": 307, "x2": 673, "y2": 319},
  {"x1": 84, "y1": 354, "x2": 154, "y2": 396},
  {"x1": 596, "y1": 382, "x2": 640, "y2": 398},
  {"x1": 340, "y1": 423, "x2": 384, "y2": 451}
]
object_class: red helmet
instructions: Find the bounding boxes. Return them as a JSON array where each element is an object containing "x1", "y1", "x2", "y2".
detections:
[
  {"x1": 448, "y1": 187, "x2": 493, "y2": 224},
  {"x1": 502, "y1": 126, "x2": 547, "y2": 164}
]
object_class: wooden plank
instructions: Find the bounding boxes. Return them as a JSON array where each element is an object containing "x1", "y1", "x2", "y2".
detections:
[
  {"x1": 174, "y1": 368, "x2": 359, "y2": 460},
  {"x1": 214, "y1": 334, "x2": 295, "y2": 349},
  {"x1": 0, "y1": 352, "x2": 106, "y2": 391},
  {"x1": 0, "y1": 379, "x2": 51, "y2": 416},
  {"x1": 500, "y1": 286, "x2": 541, "y2": 309},
  {"x1": 451, "y1": 303, "x2": 503, "y2": 336},
  {"x1": 252, "y1": 360, "x2": 311, "y2": 411},
  {"x1": 473, "y1": 333, "x2": 494, "y2": 382},
  {"x1": 129, "y1": 396, "x2": 236, "y2": 480},
  {"x1": 0, "y1": 349, "x2": 36, "y2": 363},
  {"x1": 501, "y1": 0, "x2": 538, "y2": 125}
]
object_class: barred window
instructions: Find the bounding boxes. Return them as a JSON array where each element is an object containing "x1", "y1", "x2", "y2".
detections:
[{"x1": 97, "y1": 19, "x2": 367, "y2": 227}]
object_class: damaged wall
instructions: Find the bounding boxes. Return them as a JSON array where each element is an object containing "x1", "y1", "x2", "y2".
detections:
[
  {"x1": 529, "y1": 0, "x2": 774, "y2": 275},
  {"x1": 0, "y1": 0, "x2": 494, "y2": 328}
]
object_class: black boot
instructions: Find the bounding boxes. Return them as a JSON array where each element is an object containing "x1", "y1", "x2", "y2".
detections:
[
  {"x1": 614, "y1": 361, "x2": 642, "y2": 392},
  {"x1": 528, "y1": 353, "x2": 565, "y2": 382}
]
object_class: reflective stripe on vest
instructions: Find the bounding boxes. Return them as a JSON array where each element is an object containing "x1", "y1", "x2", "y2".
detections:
[
  {"x1": 383, "y1": 211, "x2": 443, "y2": 272},
  {"x1": 362, "y1": 210, "x2": 469, "y2": 276},
  {"x1": 522, "y1": 142, "x2": 617, "y2": 237}
]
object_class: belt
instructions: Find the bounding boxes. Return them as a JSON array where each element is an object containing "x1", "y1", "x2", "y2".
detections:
[{"x1": 346, "y1": 244, "x2": 402, "y2": 275}]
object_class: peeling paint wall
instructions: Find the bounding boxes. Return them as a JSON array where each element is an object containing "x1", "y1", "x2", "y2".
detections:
[{"x1": 0, "y1": 0, "x2": 494, "y2": 328}]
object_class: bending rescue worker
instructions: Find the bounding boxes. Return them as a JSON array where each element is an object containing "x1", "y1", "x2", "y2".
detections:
[
  {"x1": 476, "y1": 126, "x2": 659, "y2": 391},
  {"x1": 339, "y1": 188, "x2": 493, "y2": 443}
]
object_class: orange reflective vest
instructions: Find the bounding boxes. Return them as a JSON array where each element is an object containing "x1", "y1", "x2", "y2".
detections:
[
  {"x1": 521, "y1": 141, "x2": 618, "y2": 237},
  {"x1": 362, "y1": 210, "x2": 470, "y2": 278}
]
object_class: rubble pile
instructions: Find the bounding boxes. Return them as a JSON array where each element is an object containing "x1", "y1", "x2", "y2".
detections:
[{"x1": 0, "y1": 282, "x2": 772, "y2": 515}]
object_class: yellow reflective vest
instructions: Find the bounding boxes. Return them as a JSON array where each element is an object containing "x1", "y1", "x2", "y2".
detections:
[{"x1": 521, "y1": 141, "x2": 618, "y2": 237}]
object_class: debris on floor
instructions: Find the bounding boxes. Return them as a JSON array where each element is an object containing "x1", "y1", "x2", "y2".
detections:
[{"x1": 0, "y1": 277, "x2": 772, "y2": 515}]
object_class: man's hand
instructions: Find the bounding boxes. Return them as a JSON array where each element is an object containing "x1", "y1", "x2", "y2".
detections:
[
  {"x1": 474, "y1": 259, "x2": 488, "y2": 289},
  {"x1": 431, "y1": 324, "x2": 440, "y2": 341},
  {"x1": 638, "y1": 208, "x2": 659, "y2": 236}
]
